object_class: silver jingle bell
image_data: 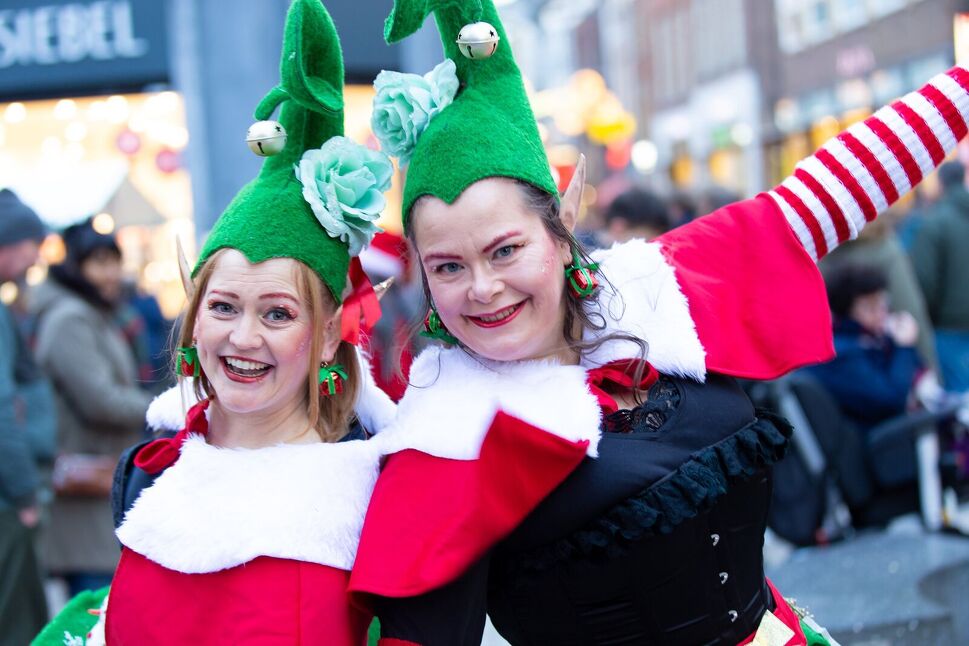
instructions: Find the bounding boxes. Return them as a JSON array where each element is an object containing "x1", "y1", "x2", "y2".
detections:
[
  {"x1": 246, "y1": 120, "x2": 287, "y2": 157},
  {"x1": 456, "y1": 21, "x2": 499, "y2": 60}
]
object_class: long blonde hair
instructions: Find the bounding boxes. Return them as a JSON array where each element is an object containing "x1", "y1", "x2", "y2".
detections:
[{"x1": 176, "y1": 249, "x2": 360, "y2": 442}]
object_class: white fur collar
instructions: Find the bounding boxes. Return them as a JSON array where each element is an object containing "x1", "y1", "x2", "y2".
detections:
[
  {"x1": 378, "y1": 239, "x2": 706, "y2": 463},
  {"x1": 146, "y1": 349, "x2": 396, "y2": 433},
  {"x1": 116, "y1": 434, "x2": 381, "y2": 573},
  {"x1": 585, "y1": 239, "x2": 706, "y2": 381},
  {"x1": 378, "y1": 346, "x2": 604, "y2": 458}
]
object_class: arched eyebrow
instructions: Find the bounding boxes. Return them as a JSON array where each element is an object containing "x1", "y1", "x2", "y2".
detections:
[
  {"x1": 259, "y1": 292, "x2": 299, "y2": 303},
  {"x1": 422, "y1": 252, "x2": 462, "y2": 263},
  {"x1": 208, "y1": 290, "x2": 298, "y2": 304},
  {"x1": 482, "y1": 231, "x2": 522, "y2": 254}
]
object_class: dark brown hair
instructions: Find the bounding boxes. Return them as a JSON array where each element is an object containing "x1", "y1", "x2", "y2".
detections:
[
  {"x1": 408, "y1": 179, "x2": 648, "y2": 377},
  {"x1": 175, "y1": 249, "x2": 360, "y2": 442}
]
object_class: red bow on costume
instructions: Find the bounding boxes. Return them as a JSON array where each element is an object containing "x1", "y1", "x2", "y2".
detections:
[
  {"x1": 134, "y1": 399, "x2": 210, "y2": 475},
  {"x1": 586, "y1": 359, "x2": 659, "y2": 415},
  {"x1": 341, "y1": 257, "x2": 382, "y2": 345}
]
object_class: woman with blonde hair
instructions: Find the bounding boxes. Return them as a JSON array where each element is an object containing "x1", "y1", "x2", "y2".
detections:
[{"x1": 35, "y1": 1, "x2": 395, "y2": 643}]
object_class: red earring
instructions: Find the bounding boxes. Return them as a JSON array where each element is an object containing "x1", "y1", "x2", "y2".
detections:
[{"x1": 565, "y1": 249, "x2": 599, "y2": 298}]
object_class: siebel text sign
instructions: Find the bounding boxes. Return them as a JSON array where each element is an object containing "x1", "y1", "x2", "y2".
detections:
[{"x1": 0, "y1": 0, "x2": 168, "y2": 99}]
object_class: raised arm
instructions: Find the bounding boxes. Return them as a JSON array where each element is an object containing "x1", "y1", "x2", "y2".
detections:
[
  {"x1": 768, "y1": 66, "x2": 969, "y2": 261},
  {"x1": 652, "y1": 66, "x2": 969, "y2": 380}
]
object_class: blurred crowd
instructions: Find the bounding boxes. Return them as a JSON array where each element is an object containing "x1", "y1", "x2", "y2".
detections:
[
  {"x1": 570, "y1": 162, "x2": 969, "y2": 544},
  {"x1": 0, "y1": 192, "x2": 173, "y2": 643},
  {"x1": 3, "y1": 159, "x2": 969, "y2": 640}
]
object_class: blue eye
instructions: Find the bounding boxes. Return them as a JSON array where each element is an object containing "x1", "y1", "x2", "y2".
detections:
[
  {"x1": 266, "y1": 307, "x2": 294, "y2": 322},
  {"x1": 436, "y1": 262, "x2": 462, "y2": 274},
  {"x1": 208, "y1": 301, "x2": 234, "y2": 315},
  {"x1": 494, "y1": 245, "x2": 517, "y2": 259}
]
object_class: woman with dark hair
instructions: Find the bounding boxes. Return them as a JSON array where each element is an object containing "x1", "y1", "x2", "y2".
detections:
[
  {"x1": 346, "y1": 1, "x2": 969, "y2": 644},
  {"x1": 31, "y1": 217, "x2": 152, "y2": 596},
  {"x1": 809, "y1": 263, "x2": 923, "y2": 433}
]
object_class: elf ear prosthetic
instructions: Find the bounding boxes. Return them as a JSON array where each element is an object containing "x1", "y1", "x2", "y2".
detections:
[
  {"x1": 560, "y1": 154, "x2": 586, "y2": 234},
  {"x1": 176, "y1": 235, "x2": 194, "y2": 302}
]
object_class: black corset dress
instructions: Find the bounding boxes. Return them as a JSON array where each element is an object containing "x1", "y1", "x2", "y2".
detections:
[{"x1": 487, "y1": 373, "x2": 792, "y2": 646}]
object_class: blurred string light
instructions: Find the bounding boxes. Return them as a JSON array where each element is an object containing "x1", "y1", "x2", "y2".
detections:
[
  {"x1": 534, "y1": 69, "x2": 636, "y2": 146},
  {"x1": 25, "y1": 265, "x2": 47, "y2": 287},
  {"x1": 4, "y1": 102, "x2": 26, "y2": 123},
  {"x1": 0, "y1": 282, "x2": 18, "y2": 305},
  {"x1": 106, "y1": 95, "x2": 129, "y2": 123},
  {"x1": 0, "y1": 123, "x2": 5, "y2": 146},
  {"x1": 54, "y1": 99, "x2": 77, "y2": 120},
  {"x1": 41, "y1": 136, "x2": 62, "y2": 157},
  {"x1": 144, "y1": 91, "x2": 180, "y2": 117},
  {"x1": 87, "y1": 100, "x2": 107, "y2": 121},
  {"x1": 631, "y1": 139, "x2": 659, "y2": 174},
  {"x1": 65, "y1": 121, "x2": 87, "y2": 142},
  {"x1": 730, "y1": 123, "x2": 754, "y2": 147},
  {"x1": 40, "y1": 235, "x2": 66, "y2": 265},
  {"x1": 143, "y1": 259, "x2": 179, "y2": 284},
  {"x1": 128, "y1": 116, "x2": 147, "y2": 133},
  {"x1": 92, "y1": 212, "x2": 116, "y2": 234},
  {"x1": 955, "y1": 12, "x2": 969, "y2": 66}
]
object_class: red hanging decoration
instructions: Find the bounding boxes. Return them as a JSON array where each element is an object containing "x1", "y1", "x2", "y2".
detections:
[{"x1": 340, "y1": 257, "x2": 382, "y2": 345}]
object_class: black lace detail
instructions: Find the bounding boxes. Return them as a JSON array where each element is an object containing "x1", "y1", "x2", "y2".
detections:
[
  {"x1": 602, "y1": 377, "x2": 681, "y2": 434},
  {"x1": 503, "y1": 409, "x2": 793, "y2": 575}
]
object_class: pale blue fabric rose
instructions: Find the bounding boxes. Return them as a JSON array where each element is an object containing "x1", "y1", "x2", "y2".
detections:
[
  {"x1": 295, "y1": 136, "x2": 393, "y2": 256},
  {"x1": 371, "y1": 59, "x2": 459, "y2": 166}
]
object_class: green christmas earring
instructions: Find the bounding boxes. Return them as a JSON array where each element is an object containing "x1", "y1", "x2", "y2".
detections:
[
  {"x1": 565, "y1": 249, "x2": 599, "y2": 299},
  {"x1": 421, "y1": 307, "x2": 458, "y2": 345},
  {"x1": 319, "y1": 362, "x2": 349, "y2": 396},
  {"x1": 177, "y1": 346, "x2": 200, "y2": 378}
]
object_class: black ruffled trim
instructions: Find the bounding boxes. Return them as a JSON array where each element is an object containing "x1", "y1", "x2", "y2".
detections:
[{"x1": 506, "y1": 409, "x2": 793, "y2": 574}]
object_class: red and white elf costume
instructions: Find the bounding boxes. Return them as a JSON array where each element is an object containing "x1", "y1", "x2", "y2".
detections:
[
  {"x1": 106, "y1": 356, "x2": 395, "y2": 644},
  {"x1": 349, "y1": 67, "x2": 969, "y2": 645},
  {"x1": 102, "y1": 0, "x2": 399, "y2": 642}
]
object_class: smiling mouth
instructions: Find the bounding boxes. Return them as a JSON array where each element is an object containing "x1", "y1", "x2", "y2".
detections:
[
  {"x1": 467, "y1": 301, "x2": 525, "y2": 328},
  {"x1": 222, "y1": 357, "x2": 272, "y2": 378}
]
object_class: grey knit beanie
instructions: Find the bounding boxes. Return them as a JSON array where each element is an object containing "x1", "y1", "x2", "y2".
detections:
[{"x1": 0, "y1": 189, "x2": 46, "y2": 247}]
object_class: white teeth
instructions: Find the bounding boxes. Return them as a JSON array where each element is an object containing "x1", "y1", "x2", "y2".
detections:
[
  {"x1": 225, "y1": 357, "x2": 270, "y2": 371},
  {"x1": 479, "y1": 305, "x2": 517, "y2": 323}
]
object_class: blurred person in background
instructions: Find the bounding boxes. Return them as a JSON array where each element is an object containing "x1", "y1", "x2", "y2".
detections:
[
  {"x1": 821, "y1": 210, "x2": 939, "y2": 377},
  {"x1": 911, "y1": 160, "x2": 969, "y2": 391},
  {"x1": 30, "y1": 217, "x2": 152, "y2": 596},
  {"x1": 807, "y1": 263, "x2": 923, "y2": 434},
  {"x1": 0, "y1": 189, "x2": 54, "y2": 643},
  {"x1": 667, "y1": 190, "x2": 698, "y2": 228},
  {"x1": 697, "y1": 184, "x2": 742, "y2": 217},
  {"x1": 120, "y1": 280, "x2": 174, "y2": 396},
  {"x1": 603, "y1": 186, "x2": 671, "y2": 243},
  {"x1": 895, "y1": 186, "x2": 933, "y2": 252}
]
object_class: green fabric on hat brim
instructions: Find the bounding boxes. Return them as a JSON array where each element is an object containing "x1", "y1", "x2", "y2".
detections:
[
  {"x1": 194, "y1": 0, "x2": 350, "y2": 302},
  {"x1": 384, "y1": 0, "x2": 558, "y2": 231}
]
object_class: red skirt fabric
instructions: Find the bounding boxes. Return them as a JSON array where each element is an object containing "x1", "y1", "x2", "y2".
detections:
[{"x1": 107, "y1": 548, "x2": 371, "y2": 645}]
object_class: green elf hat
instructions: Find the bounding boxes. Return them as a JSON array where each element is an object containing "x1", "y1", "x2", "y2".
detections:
[
  {"x1": 370, "y1": 0, "x2": 557, "y2": 231},
  {"x1": 194, "y1": 0, "x2": 392, "y2": 341}
]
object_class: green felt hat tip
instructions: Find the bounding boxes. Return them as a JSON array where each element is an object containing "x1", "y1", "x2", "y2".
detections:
[
  {"x1": 193, "y1": 0, "x2": 351, "y2": 302},
  {"x1": 380, "y1": 0, "x2": 557, "y2": 230}
]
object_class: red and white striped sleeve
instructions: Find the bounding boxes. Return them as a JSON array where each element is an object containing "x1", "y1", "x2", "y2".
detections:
[{"x1": 768, "y1": 65, "x2": 969, "y2": 261}]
